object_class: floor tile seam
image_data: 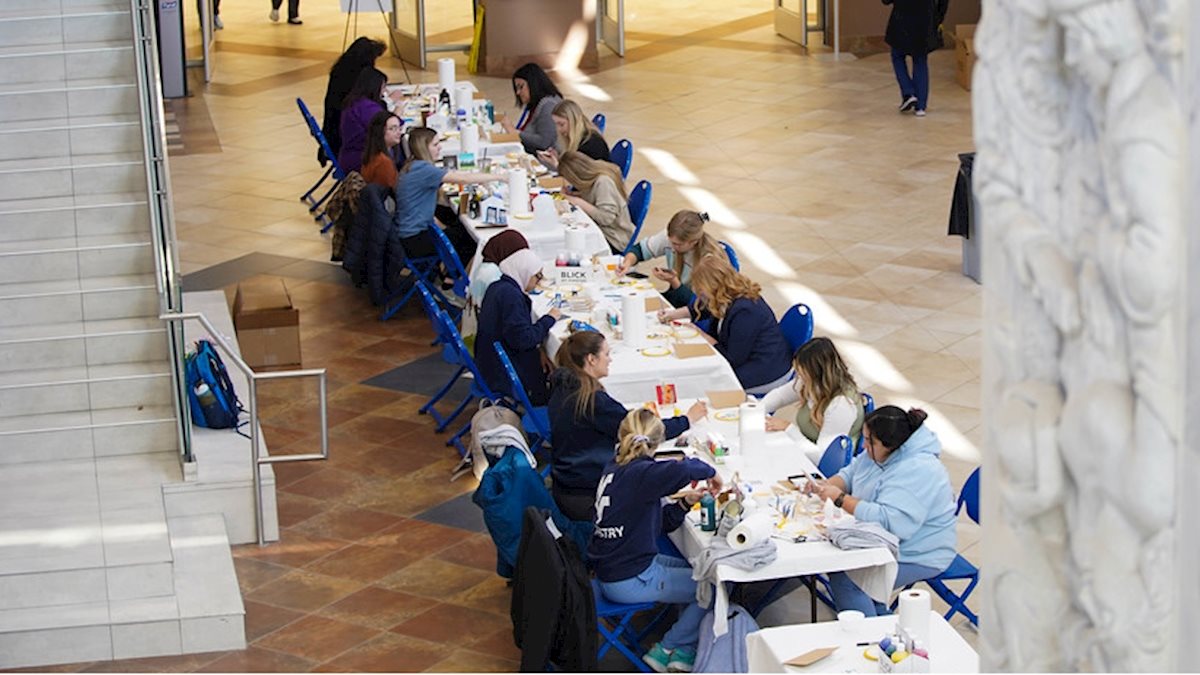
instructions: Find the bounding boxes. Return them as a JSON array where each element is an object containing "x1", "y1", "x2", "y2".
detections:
[
  {"x1": 246, "y1": 585, "x2": 376, "y2": 637},
  {"x1": 419, "y1": 644, "x2": 521, "y2": 672},
  {"x1": 281, "y1": 507, "x2": 408, "y2": 540},
  {"x1": 309, "y1": 630, "x2": 452, "y2": 670}
]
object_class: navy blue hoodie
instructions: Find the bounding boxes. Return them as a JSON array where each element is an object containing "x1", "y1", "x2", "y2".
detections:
[
  {"x1": 548, "y1": 368, "x2": 690, "y2": 493},
  {"x1": 692, "y1": 296, "x2": 790, "y2": 390},
  {"x1": 589, "y1": 455, "x2": 715, "y2": 582}
]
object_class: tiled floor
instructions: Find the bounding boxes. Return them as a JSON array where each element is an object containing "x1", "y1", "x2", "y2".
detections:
[{"x1": 12, "y1": 0, "x2": 982, "y2": 670}]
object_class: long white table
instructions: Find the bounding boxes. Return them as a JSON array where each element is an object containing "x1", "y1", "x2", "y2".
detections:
[
  {"x1": 461, "y1": 205, "x2": 609, "y2": 272},
  {"x1": 745, "y1": 610, "x2": 979, "y2": 672},
  {"x1": 667, "y1": 411, "x2": 896, "y2": 637}
]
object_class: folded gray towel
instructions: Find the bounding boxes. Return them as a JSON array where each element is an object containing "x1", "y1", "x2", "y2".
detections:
[{"x1": 827, "y1": 520, "x2": 900, "y2": 559}]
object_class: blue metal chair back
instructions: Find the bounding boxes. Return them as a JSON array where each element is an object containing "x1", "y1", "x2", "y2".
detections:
[
  {"x1": 416, "y1": 281, "x2": 460, "y2": 362},
  {"x1": 296, "y1": 98, "x2": 345, "y2": 180},
  {"x1": 592, "y1": 113, "x2": 607, "y2": 135},
  {"x1": 492, "y1": 341, "x2": 553, "y2": 447},
  {"x1": 959, "y1": 467, "x2": 980, "y2": 524},
  {"x1": 779, "y1": 303, "x2": 814, "y2": 353},
  {"x1": 719, "y1": 240, "x2": 739, "y2": 271},
  {"x1": 611, "y1": 139, "x2": 633, "y2": 180},
  {"x1": 428, "y1": 223, "x2": 469, "y2": 300},
  {"x1": 622, "y1": 180, "x2": 652, "y2": 254},
  {"x1": 854, "y1": 392, "x2": 875, "y2": 455},
  {"x1": 437, "y1": 311, "x2": 494, "y2": 397},
  {"x1": 817, "y1": 435, "x2": 852, "y2": 479}
]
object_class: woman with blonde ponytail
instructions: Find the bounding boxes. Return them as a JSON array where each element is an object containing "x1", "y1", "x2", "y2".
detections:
[
  {"x1": 589, "y1": 409, "x2": 722, "y2": 674},
  {"x1": 617, "y1": 209, "x2": 723, "y2": 307},
  {"x1": 547, "y1": 332, "x2": 706, "y2": 521}
]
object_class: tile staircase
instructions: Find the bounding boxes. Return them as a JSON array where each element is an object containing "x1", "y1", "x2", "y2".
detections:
[{"x1": 0, "y1": 0, "x2": 245, "y2": 668}]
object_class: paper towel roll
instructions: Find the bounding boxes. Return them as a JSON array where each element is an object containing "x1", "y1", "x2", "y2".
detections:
[
  {"x1": 621, "y1": 291, "x2": 646, "y2": 348},
  {"x1": 564, "y1": 227, "x2": 587, "y2": 255},
  {"x1": 437, "y1": 58, "x2": 455, "y2": 95},
  {"x1": 737, "y1": 400, "x2": 765, "y2": 453},
  {"x1": 532, "y1": 194, "x2": 558, "y2": 228},
  {"x1": 726, "y1": 512, "x2": 773, "y2": 549},
  {"x1": 507, "y1": 169, "x2": 529, "y2": 214},
  {"x1": 897, "y1": 589, "x2": 931, "y2": 648},
  {"x1": 460, "y1": 123, "x2": 479, "y2": 156},
  {"x1": 455, "y1": 82, "x2": 474, "y2": 114}
]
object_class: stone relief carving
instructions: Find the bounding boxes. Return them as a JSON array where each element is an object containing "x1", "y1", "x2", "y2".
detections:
[{"x1": 976, "y1": 0, "x2": 1183, "y2": 670}]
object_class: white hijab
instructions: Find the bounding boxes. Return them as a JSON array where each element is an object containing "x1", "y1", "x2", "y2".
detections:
[{"x1": 499, "y1": 248, "x2": 544, "y2": 291}]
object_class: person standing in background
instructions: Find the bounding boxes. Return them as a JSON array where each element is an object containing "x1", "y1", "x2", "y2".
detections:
[
  {"x1": 270, "y1": 0, "x2": 301, "y2": 24},
  {"x1": 883, "y1": 0, "x2": 949, "y2": 117}
]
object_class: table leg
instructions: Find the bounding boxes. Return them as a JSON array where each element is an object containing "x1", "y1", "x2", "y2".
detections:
[{"x1": 806, "y1": 576, "x2": 817, "y2": 623}]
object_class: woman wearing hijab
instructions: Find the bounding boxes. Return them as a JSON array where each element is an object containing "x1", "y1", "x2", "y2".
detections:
[
  {"x1": 474, "y1": 249, "x2": 562, "y2": 405},
  {"x1": 468, "y1": 231, "x2": 531, "y2": 311}
]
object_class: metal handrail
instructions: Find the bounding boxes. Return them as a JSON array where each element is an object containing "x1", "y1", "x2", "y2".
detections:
[
  {"x1": 161, "y1": 312, "x2": 330, "y2": 546},
  {"x1": 128, "y1": 0, "x2": 192, "y2": 464}
]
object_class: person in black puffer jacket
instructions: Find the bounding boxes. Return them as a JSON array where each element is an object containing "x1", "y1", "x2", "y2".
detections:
[{"x1": 883, "y1": 0, "x2": 949, "y2": 117}]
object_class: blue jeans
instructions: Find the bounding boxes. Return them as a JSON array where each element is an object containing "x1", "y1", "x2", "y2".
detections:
[
  {"x1": 598, "y1": 555, "x2": 706, "y2": 651},
  {"x1": 890, "y1": 48, "x2": 930, "y2": 110},
  {"x1": 829, "y1": 561, "x2": 944, "y2": 616}
]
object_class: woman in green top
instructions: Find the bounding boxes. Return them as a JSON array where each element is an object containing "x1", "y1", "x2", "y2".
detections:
[
  {"x1": 616, "y1": 210, "x2": 723, "y2": 308},
  {"x1": 762, "y1": 337, "x2": 865, "y2": 466}
]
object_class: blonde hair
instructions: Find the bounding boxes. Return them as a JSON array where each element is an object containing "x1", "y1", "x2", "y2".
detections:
[
  {"x1": 666, "y1": 210, "x2": 721, "y2": 278},
  {"x1": 555, "y1": 331, "x2": 606, "y2": 420},
  {"x1": 552, "y1": 100, "x2": 601, "y2": 154},
  {"x1": 793, "y1": 337, "x2": 858, "y2": 428},
  {"x1": 557, "y1": 151, "x2": 627, "y2": 200},
  {"x1": 615, "y1": 408, "x2": 665, "y2": 465},
  {"x1": 689, "y1": 254, "x2": 761, "y2": 319},
  {"x1": 401, "y1": 127, "x2": 437, "y2": 172}
]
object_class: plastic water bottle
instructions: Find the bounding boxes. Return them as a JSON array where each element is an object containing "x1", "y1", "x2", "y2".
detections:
[
  {"x1": 456, "y1": 107, "x2": 467, "y2": 129},
  {"x1": 699, "y1": 493, "x2": 717, "y2": 532},
  {"x1": 485, "y1": 101, "x2": 495, "y2": 124},
  {"x1": 195, "y1": 382, "x2": 217, "y2": 408}
]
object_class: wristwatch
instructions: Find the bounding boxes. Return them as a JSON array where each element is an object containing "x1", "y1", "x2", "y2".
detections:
[{"x1": 834, "y1": 492, "x2": 846, "y2": 509}]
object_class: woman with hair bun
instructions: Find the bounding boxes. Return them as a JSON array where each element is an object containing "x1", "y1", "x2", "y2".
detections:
[
  {"x1": 618, "y1": 209, "x2": 722, "y2": 308},
  {"x1": 589, "y1": 408, "x2": 722, "y2": 674},
  {"x1": 805, "y1": 405, "x2": 957, "y2": 616}
]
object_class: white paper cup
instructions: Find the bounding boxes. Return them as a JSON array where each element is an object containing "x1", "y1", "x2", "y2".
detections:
[{"x1": 837, "y1": 609, "x2": 865, "y2": 634}]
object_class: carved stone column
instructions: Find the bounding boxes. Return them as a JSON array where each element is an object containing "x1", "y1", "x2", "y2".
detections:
[{"x1": 973, "y1": 0, "x2": 1188, "y2": 670}]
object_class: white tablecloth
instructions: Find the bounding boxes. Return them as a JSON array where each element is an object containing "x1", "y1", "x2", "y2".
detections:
[
  {"x1": 530, "y1": 282, "x2": 742, "y2": 406},
  {"x1": 745, "y1": 611, "x2": 979, "y2": 672},
  {"x1": 462, "y1": 207, "x2": 609, "y2": 272},
  {"x1": 668, "y1": 416, "x2": 896, "y2": 637}
]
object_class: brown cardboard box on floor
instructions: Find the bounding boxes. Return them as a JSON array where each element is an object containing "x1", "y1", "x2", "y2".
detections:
[
  {"x1": 955, "y1": 24, "x2": 976, "y2": 91},
  {"x1": 232, "y1": 280, "x2": 301, "y2": 369}
]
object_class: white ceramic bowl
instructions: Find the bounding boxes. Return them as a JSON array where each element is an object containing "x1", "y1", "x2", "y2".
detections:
[{"x1": 837, "y1": 609, "x2": 865, "y2": 633}]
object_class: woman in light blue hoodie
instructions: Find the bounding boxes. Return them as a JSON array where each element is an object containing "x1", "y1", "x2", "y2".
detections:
[{"x1": 810, "y1": 405, "x2": 957, "y2": 616}]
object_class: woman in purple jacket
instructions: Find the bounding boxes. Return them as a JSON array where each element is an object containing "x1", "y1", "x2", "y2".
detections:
[{"x1": 337, "y1": 68, "x2": 387, "y2": 173}]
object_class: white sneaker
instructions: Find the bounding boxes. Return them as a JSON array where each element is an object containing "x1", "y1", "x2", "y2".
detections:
[
  {"x1": 269, "y1": 8, "x2": 279, "y2": 21},
  {"x1": 915, "y1": 109, "x2": 927, "y2": 117},
  {"x1": 213, "y1": 14, "x2": 223, "y2": 29}
]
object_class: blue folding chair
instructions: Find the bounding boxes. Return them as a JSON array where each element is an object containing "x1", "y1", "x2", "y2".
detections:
[
  {"x1": 296, "y1": 98, "x2": 346, "y2": 232},
  {"x1": 855, "y1": 392, "x2": 876, "y2": 456},
  {"x1": 380, "y1": 226, "x2": 445, "y2": 321},
  {"x1": 426, "y1": 223, "x2": 469, "y2": 320},
  {"x1": 779, "y1": 303, "x2": 814, "y2": 353},
  {"x1": 622, "y1": 180, "x2": 652, "y2": 255},
  {"x1": 592, "y1": 579, "x2": 668, "y2": 672},
  {"x1": 592, "y1": 112, "x2": 607, "y2": 134},
  {"x1": 434, "y1": 309, "x2": 504, "y2": 458},
  {"x1": 611, "y1": 139, "x2": 633, "y2": 180},
  {"x1": 719, "y1": 240, "x2": 740, "y2": 271},
  {"x1": 817, "y1": 435, "x2": 853, "y2": 480},
  {"x1": 492, "y1": 341, "x2": 552, "y2": 458},
  {"x1": 413, "y1": 281, "x2": 474, "y2": 431},
  {"x1": 892, "y1": 468, "x2": 980, "y2": 626}
]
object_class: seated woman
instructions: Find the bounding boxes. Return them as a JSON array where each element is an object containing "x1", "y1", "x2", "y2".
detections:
[
  {"x1": 468, "y1": 230, "x2": 530, "y2": 310},
  {"x1": 590, "y1": 408, "x2": 722, "y2": 674},
  {"x1": 762, "y1": 337, "x2": 865, "y2": 465},
  {"x1": 617, "y1": 210, "x2": 720, "y2": 308},
  {"x1": 807, "y1": 406, "x2": 957, "y2": 616},
  {"x1": 359, "y1": 111, "x2": 404, "y2": 189},
  {"x1": 549, "y1": 332, "x2": 705, "y2": 522},
  {"x1": 557, "y1": 151, "x2": 634, "y2": 254},
  {"x1": 394, "y1": 127, "x2": 493, "y2": 265},
  {"x1": 320, "y1": 37, "x2": 386, "y2": 165},
  {"x1": 536, "y1": 99, "x2": 610, "y2": 169},
  {"x1": 659, "y1": 255, "x2": 792, "y2": 396},
  {"x1": 337, "y1": 67, "x2": 388, "y2": 174},
  {"x1": 500, "y1": 62, "x2": 562, "y2": 154},
  {"x1": 475, "y1": 249, "x2": 562, "y2": 406}
]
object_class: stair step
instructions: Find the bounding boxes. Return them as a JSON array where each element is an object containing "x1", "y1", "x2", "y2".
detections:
[
  {"x1": 0, "y1": 39, "x2": 132, "y2": 59},
  {"x1": 0, "y1": 8, "x2": 132, "y2": 49},
  {"x1": 0, "y1": 113, "x2": 139, "y2": 134},
  {"x1": 0, "y1": 275, "x2": 159, "y2": 328},
  {"x1": 0, "y1": 76, "x2": 136, "y2": 97},
  {"x1": 0, "y1": 234, "x2": 154, "y2": 285},
  {"x1": 0, "y1": 115, "x2": 141, "y2": 160},
  {"x1": 0, "y1": 3, "x2": 130, "y2": 21},
  {"x1": 0, "y1": 273, "x2": 156, "y2": 299},
  {"x1": 0, "y1": 194, "x2": 149, "y2": 243},
  {"x1": 0, "y1": 154, "x2": 144, "y2": 201},
  {"x1": 0, "y1": 79, "x2": 139, "y2": 123},
  {"x1": 168, "y1": 514, "x2": 246, "y2": 654},
  {"x1": 0, "y1": 41, "x2": 134, "y2": 88},
  {"x1": 0, "y1": 406, "x2": 177, "y2": 464},
  {"x1": 0, "y1": 316, "x2": 170, "y2": 378},
  {"x1": 0, "y1": 151, "x2": 143, "y2": 174},
  {"x1": 0, "y1": 359, "x2": 171, "y2": 418}
]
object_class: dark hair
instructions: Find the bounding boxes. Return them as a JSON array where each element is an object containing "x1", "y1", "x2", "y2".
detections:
[
  {"x1": 362, "y1": 110, "x2": 399, "y2": 168},
  {"x1": 326, "y1": 37, "x2": 386, "y2": 107},
  {"x1": 554, "y1": 331, "x2": 606, "y2": 420},
  {"x1": 344, "y1": 67, "x2": 387, "y2": 108},
  {"x1": 863, "y1": 405, "x2": 928, "y2": 451},
  {"x1": 511, "y1": 62, "x2": 561, "y2": 112}
]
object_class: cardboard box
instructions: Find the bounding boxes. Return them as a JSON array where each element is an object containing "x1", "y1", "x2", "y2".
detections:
[
  {"x1": 233, "y1": 280, "x2": 301, "y2": 369},
  {"x1": 955, "y1": 24, "x2": 976, "y2": 91}
]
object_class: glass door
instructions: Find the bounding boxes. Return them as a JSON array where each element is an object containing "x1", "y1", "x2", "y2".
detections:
[
  {"x1": 391, "y1": 0, "x2": 426, "y2": 68},
  {"x1": 774, "y1": 0, "x2": 824, "y2": 46},
  {"x1": 599, "y1": 0, "x2": 624, "y2": 57}
]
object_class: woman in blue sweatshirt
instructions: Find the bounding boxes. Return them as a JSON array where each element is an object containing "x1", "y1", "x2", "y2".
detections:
[
  {"x1": 475, "y1": 249, "x2": 562, "y2": 406},
  {"x1": 548, "y1": 332, "x2": 706, "y2": 521},
  {"x1": 590, "y1": 408, "x2": 722, "y2": 673},
  {"x1": 659, "y1": 254, "x2": 792, "y2": 395},
  {"x1": 808, "y1": 406, "x2": 957, "y2": 616}
]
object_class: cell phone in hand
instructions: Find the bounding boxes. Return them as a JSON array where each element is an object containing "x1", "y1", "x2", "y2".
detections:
[{"x1": 787, "y1": 472, "x2": 823, "y2": 488}]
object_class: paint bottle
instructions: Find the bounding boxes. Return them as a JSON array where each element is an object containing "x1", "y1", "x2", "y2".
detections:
[{"x1": 699, "y1": 493, "x2": 717, "y2": 532}]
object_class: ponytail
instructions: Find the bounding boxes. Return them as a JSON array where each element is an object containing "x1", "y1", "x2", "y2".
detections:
[
  {"x1": 615, "y1": 408, "x2": 665, "y2": 464},
  {"x1": 863, "y1": 405, "x2": 927, "y2": 451},
  {"x1": 555, "y1": 332, "x2": 606, "y2": 420}
]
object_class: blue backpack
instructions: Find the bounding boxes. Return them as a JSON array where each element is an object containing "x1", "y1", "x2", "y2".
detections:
[{"x1": 185, "y1": 339, "x2": 242, "y2": 430}]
